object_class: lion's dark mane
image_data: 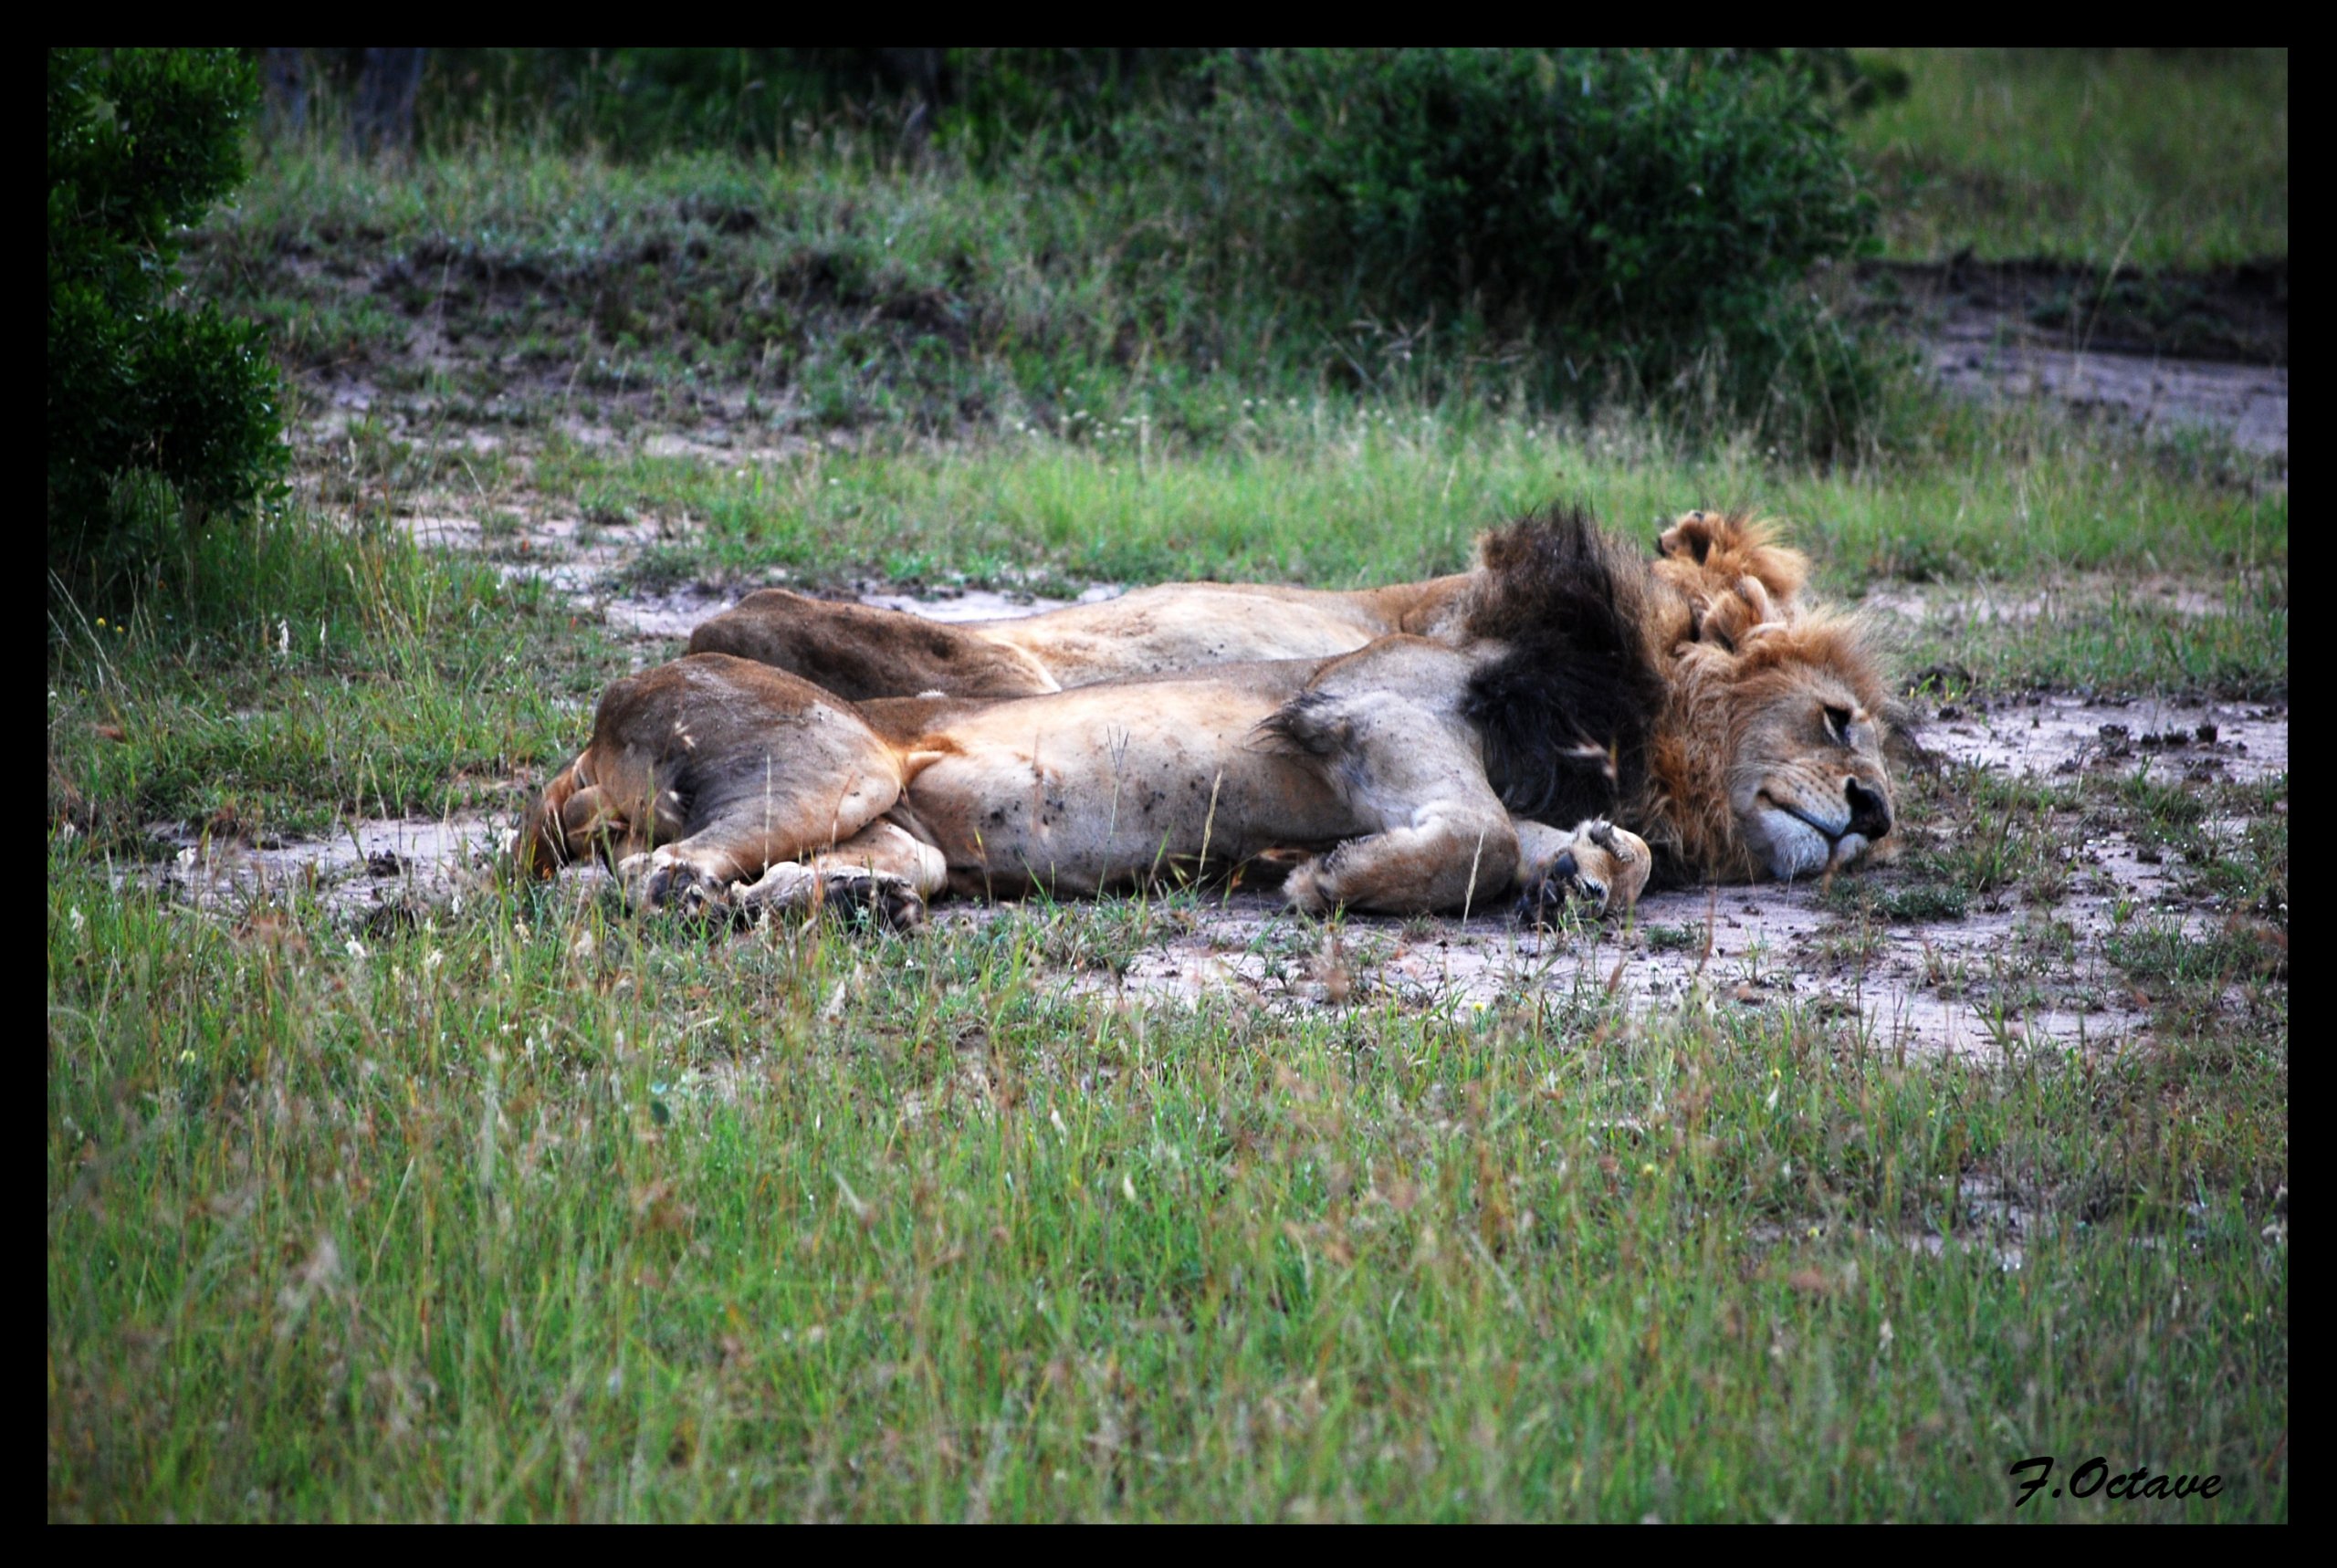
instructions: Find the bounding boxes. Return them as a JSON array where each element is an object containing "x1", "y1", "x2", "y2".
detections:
[{"x1": 1461, "y1": 506, "x2": 1670, "y2": 830}]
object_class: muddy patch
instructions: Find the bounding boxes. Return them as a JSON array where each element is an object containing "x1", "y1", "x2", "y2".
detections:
[
  {"x1": 1020, "y1": 856, "x2": 2214, "y2": 1061},
  {"x1": 1865, "y1": 256, "x2": 2286, "y2": 364},
  {"x1": 115, "y1": 572, "x2": 2283, "y2": 1056},
  {"x1": 1864, "y1": 256, "x2": 2289, "y2": 463},
  {"x1": 400, "y1": 507, "x2": 1125, "y2": 648},
  {"x1": 1928, "y1": 338, "x2": 2287, "y2": 459},
  {"x1": 1860, "y1": 576, "x2": 2263, "y2": 625},
  {"x1": 122, "y1": 779, "x2": 2267, "y2": 1060},
  {"x1": 129, "y1": 814, "x2": 508, "y2": 927},
  {"x1": 1921, "y1": 694, "x2": 2285, "y2": 785},
  {"x1": 590, "y1": 579, "x2": 1125, "y2": 643}
]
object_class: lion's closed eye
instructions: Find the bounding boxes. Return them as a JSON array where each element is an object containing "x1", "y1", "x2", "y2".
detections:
[{"x1": 1823, "y1": 705, "x2": 1851, "y2": 743}]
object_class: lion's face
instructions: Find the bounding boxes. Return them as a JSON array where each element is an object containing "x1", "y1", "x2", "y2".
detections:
[
  {"x1": 1651, "y1": 604, "x2": 1898, "y2": 884},
  {"x1": 1719, "y1": 629, "x2": 1896, "y2": 882}
]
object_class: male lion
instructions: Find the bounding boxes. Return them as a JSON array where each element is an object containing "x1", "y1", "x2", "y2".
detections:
[{"x1": 521, "y1": 509, "x2": 1895, "y2": 928}]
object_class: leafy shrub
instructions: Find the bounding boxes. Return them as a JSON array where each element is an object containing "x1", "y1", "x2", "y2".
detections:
[
  {"x1": 47, "y1": 47, "x2": 286, "y2": 602},
  {"x1": 1264, "y1": 49, "x2": 1885, "y2": 452}
]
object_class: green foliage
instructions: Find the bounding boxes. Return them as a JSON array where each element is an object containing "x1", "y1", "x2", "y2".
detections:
[
  {"x1": 415, "y1": 47, "x2": 1215, "y2": 162},
  {"x1": 47, "y1": 47, "x2": 287, "y2": 603},
  {"x1": 1850, "y1": 47, "x2": 2288, "y2": 268},
  {"x1": 424, "y1": 48, "x2": 820, "y2": 156},
  {"x1": 233, "y1": 50, "x2": 1914, "y2": 456},
  {"x1": 934, "y1": 48, "x2": 1216, "y2": 167},
  {"x1": 1266, "y1": 49, "x2": 1885, "y2": 453}
]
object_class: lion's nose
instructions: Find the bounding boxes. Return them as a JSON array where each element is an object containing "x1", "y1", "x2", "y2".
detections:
[{"x1": 1845, "y1": 778, "x2": 1892, "y2": 841}]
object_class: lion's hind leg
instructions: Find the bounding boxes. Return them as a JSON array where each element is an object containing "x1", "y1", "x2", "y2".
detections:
[
  {"x1": 537, "y1": 653, "x2": 915, "y2": 920},
  {"x1": 615, "y1": 767, "x2": 916, "y2": 925}
]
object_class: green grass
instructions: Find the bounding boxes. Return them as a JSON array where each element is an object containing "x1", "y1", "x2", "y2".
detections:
[
  {"x1": 47, "y1": 857, "x2": 2287, "y2": 1521},
  {"x1": 1850, "y1": 49, "x2": 2289, "y2": 268},
  {"x1": 516, "y1": 403, "x2": 2287, "y2": 591},
  {"x1": 47, "y1": 71, "x2": 2287, "y2": 1520},
  {"x1": 292, "y1": 351, "x2": 2290, "y2": 706},
  {"x1": 187, "y1": 131, "x2": 2287, "y2": 584},
  {"x1": 42, "y1": 503, "x2": 2292, "y2": 1516},
  {"x1": 46, "y1": 512, "x2": 631, "y2": 854},
  {"x1": 47, "y1": 409, "x2": 2286, "y2": 852},
  {"x1": 1896, "y1": 585, "x2": 2290, "y2": 701}
]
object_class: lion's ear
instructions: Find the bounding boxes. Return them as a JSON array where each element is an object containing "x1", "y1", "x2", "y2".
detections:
[
  {"x1": 1688, "y1": 580, "x2": 1785, "y2": 652},
  {"x1": 1658, "y1": 511, "x2": 1808, "y2": 607},
  {"x1": 1657, "y1": 511, "x2": 1722, "y2": 565}
]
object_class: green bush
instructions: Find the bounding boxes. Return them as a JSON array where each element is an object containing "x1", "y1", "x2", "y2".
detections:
[
  {"x1": 1266, "y1": 49, "x2": 1885, "y2": 452},
  {"x1": 47, "y1": 47, "x2": 286, "y2": 603}
]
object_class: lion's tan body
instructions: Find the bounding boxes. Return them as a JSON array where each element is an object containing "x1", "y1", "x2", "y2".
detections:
[
  {"x1": 689, "y1": 577, "x2": 1477, "y2": 700},
  {"x1": 683, "y1": 509, "x2": 1799, "y2": 703},
  {"x1": 525, "y1": 510, "x2": 1890, "y2": 926},
  {"x1": 526, "y1": 638, "x2": 1608, "y2": 925}
]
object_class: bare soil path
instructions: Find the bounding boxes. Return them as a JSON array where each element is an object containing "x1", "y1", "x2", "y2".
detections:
[
  {"x1": 127, "y1": 566, "x2": 2286, "y2": 1059},
  {"x1": 1864, "y1": 257, "x2": 2289, "y2": 465}
]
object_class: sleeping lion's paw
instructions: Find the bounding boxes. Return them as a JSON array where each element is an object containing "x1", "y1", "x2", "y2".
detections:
[
  {"x1": 1281, "y1": 856, "x2": 1336, "y2": 915},
  {"x1": 1515, "y1": 820, "x2": 1651, "y2": 925}
]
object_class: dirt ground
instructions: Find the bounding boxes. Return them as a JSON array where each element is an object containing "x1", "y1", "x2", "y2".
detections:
[
  {"x1": 1861, "y1": 257, "x2": 2289, "y2": 465},
  {"x1": 110, "y1": 258, "x2": 2286, "y2": 1058},
  {"x1": 129, "y1": 548, "x2": 2287, "y2": 1060}
]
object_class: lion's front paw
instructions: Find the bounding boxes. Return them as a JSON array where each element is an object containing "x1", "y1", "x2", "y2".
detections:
[
  {"x1": 1515, "y1": 854, "x2": 1606, "y2": 926},
  {"x1": 1281, "y1": 857, "x2": 1336, "y2": 915},
  {"x1": 1515, "y1": 820, "x2": 1651, "y2": 925}
]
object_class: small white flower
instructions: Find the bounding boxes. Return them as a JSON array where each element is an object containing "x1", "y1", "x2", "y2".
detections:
[
  {"x1": 68, "y1": 906, "x2": 86, "y2": 935},
  {"x1": 277, "y1": 619, "x2": 290, "y2": 656},
  {"x1": 345, "y1": 936, "x2": 369, "y2": 961},
  {"x1": 424, "y1": 948, "x2": 445, "y2": 972}
]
